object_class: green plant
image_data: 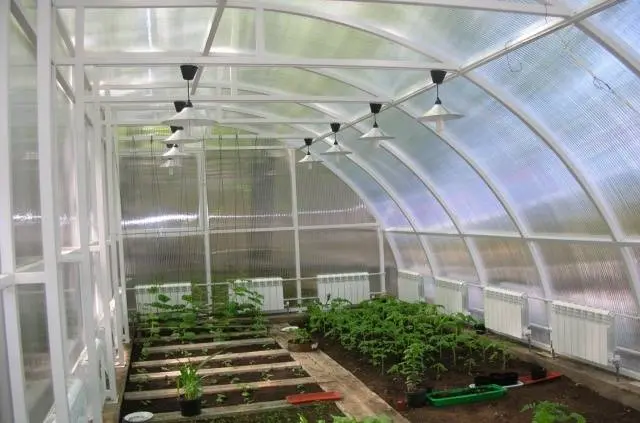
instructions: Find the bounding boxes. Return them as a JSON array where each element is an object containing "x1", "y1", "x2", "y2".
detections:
[
  {"x1": 215, "y1": 393, "x2": 227, "y2": 405},
  {"x1": 521, "y1": 401, "x2": 586, "y2": 423},
  {"x1": 291, "y1": 328, "x2": 312, "y2": 344},
  {"x1": 388, "y1": 342, "x2": 426, "y2": 392},
  {"x1": 176, "y1": 363, "x2": 203, "y2": 400}
]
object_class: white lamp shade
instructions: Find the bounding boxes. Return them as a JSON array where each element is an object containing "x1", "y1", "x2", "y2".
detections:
[
  {"x1": 164, "y1": 129, "x2": 200, "y2": 145},
  {"x1": 160, "y1": 158, "x2": 182, "y2": 168},
  {"x1": 162, "y1": 146, "x2": 189, "y2": 158},
  {"x1": 417, "y1": 102, "x2": 463, "y2": 122},
  {"x1": 161, "y1": 105, "x2": 215, "y2": 127},
  {"x1": 321, "y1": 143, "x2": 352, "y2": 156},
  {"x1": 298, "y1": 152, "x2": 322, "y2": 164},
  {"x1": 359, "y1": 125, "x2": 395, "y2": 142}
]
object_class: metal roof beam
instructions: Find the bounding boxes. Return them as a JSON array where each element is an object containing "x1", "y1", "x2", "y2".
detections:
[
  {"x1": 191, "y1": 1, "x2": 227, "y2": 95},
  {"x1": 90, "y1": 94, "x2": 388, "y2": 104}
]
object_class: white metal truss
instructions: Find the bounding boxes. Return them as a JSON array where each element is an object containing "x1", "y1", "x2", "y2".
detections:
[
  {"x1": 191, "y1": 0, "x2": 227, "y2": 95},
  {"x1": 577, "y1": 20, "x2": 640, "y2": 79},
  {"x1": 53, "y1": 0, "x2": 570, "y2": 16},
  {"x1": 91, "y1": 94, "x2": 390, "y2": 104}
]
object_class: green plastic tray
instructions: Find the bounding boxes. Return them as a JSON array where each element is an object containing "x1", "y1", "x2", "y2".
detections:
[{"x1": 426, "y1": 384, "x2": 506, "y2": 407}]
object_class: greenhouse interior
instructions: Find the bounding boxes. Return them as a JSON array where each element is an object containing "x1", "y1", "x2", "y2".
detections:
[{"x1": 3, "y1": 0, "x2": 640, "y2": 422}]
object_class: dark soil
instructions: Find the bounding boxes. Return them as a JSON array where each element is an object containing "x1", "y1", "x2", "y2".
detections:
[
  {"x1": 135, "y1": 330, "x2": 268, "y2": 347},
  {"x1": 133, "y1": 341, "x2": 279, "y2": 362},
  {"x1": 319, "y1": 337, "x2": 640, "y2": 423},
  {"x1": 126, "y1": 367, "x2": 311, "y2": 391},
  {"x1": 132, "y1": 353, "x2": 295, "y2": 374},
  {"x1": 120, "y1": 383, "x2": 324, "y2": 416}
]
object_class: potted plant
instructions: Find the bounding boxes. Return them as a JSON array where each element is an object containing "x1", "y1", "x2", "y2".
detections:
[
  {"x1": 287, "y1": 328, "x2": 315, "y2": 352},
  {"x1": 530, "y1": 364, "x2": 547, "y2": 381},
  {"x1": 389, "y1": 343, "x2": 429, "y2": 408},
  {"x1": 176, "y1": 363, "x2": 203, "y2": 416}
]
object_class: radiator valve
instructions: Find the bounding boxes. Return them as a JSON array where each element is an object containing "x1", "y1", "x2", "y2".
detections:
[{"x1": 524, "y1": 328, "x2": 532, "y2": 351}]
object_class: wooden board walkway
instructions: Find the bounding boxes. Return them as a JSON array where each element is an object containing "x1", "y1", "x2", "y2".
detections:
[
  {"x1": 125, "y1": 377, "x2": 316, "y2": 401},
  {"x1": 148, "y1": 400, "x2": 293, "y2": 422},
  {"x1": 133, "y1": 348, "x2": 290, "y2": 368},
  {"x1": 146, "y1": 337, "x2": 274, "y2": 354},
  {"x1": 273, "y1": 328, "x2": 410, "y2": 423},
  {"x1": 129, "y1": 361, "x2": 301, "y2": 382}
]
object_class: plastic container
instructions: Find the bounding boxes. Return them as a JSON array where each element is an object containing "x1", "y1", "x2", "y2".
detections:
[
  {"x1": 427, "y1": 384, "x2": 506, "y2": 407},
  {"x1": 179, "y1": 396, "x2": 202, "y2": 417}
]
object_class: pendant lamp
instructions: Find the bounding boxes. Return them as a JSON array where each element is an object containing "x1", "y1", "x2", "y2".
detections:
[
  {"x1": 359, "y1": 103, "x2": 394, "y2": 146},
  {"x1": 161, "y1": 65, "x2": 215, "y2": 131},
  {"x1": 164, "y1": 103, "x2": 199, "y2": 144},
  {"x1": 321, "y1": 123, "x2": 351, "y2": 163},
  {"x1": 298, "y1": 137, "x2": 322, "y2": 170},
  {"x1": 418, "y1": 70, "x2": 463, "y2": 132}
]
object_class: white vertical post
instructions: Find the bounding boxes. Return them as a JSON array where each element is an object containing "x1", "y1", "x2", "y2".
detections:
[
  {"x1": 378, "y1": 227, "x2": 386, "y2": 293},
  {"x1": 0, "y1": 0, "x2": 28, "y2": 420},
  {"x1": 105, "y1": 108, "x2": 125, "y2": 360},
  {"x1": 200, "y1": 151, "x2": 213, "y2": 304},
  {"x1": 288, "y1": 150, "x2": 301, "y2": 303},
  {"x1": 92, "y1": 81, "x2": 117, "y2": 401},
  {"x1": 37, "y1": 0, "x2": 71, "y2": 420},
  {"x1": 114, "y1": 127, "x2": 130, "y2": 342},
  {"x1": 74, "y1": 6, "x2": 103, "y2": 421}
]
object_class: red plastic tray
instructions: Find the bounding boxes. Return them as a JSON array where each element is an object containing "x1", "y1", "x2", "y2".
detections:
[
  {"x1": 519, "y1": 371, "x2": 562, "y2": 385},
  {"x1": 286, "y1": 391, "x2": 342, "y2": 404}
]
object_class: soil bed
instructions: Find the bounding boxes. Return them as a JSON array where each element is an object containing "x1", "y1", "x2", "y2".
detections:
[
  {"x1": 126, "y1": 367, "x2": 311, "y2": 391},
  {"x1": 133, "y1": 342, "x2": 279, "y2": 362},
  {"x1": 319, "y1": 337, "x2": 640, "y2": 423},
  {"x1": 120, "y1": 383, "x2": 324, "y2": 416},
  {"x1": 132, "y1": 353, "x2": 294, "y2": 374}
]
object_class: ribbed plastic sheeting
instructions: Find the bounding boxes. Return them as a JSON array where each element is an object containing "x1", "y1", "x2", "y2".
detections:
[
  {"x1": 206, "y1": 149, "x2": 292, "y2": 229},
  {"x1": 9, "y1": 20, "x2": 42, "y2": 267},
  {"x1": 589, "y1": 1, "x2": 640, "y2": 52},
  {"x1": 474, "y1": 238, "x2": 543, "y2": 295},
  {"x1": 377, "y1": 109, "x2": 516, "y2": 233},
  {"x1": 326, "y1": 155, "x2": 411, "y2": 229},
  {"x1": 385, "y1": 233, "x2": 431, "y2": 276},
  {"x1": 210, "y1": 231, "x2": 296, "y2": 280},
  {"x1": 299, "y1": 228, "x2": 380, "y2": 298},
  {"x1": 119, "y1": 155, "x2": 200, "y2": 231},
  {"x1": 424, "y1": 236, "x2": 478, "y2": 282},
  {"x1": 537, "y1": 242, "x2": 638, "y2": 316},
  {"x1": 341, "y1": 133, "x2": 456, "y2": 232},
  {"x1": 123, "y1": 235, "x2": 206, "y2": 286},
  {"x1": 59, "y1": 8, "x2": 256, "y2": 54},
  {"x1": 408, "y1": 76, "x2": 609, "y2": 236},
  {"x1": 296, "y1": 161, "x2": 375, "y2": 226},
  {"x1": 60, "y1": 262, "x2": 85, "y2": 368},
  {"x1": 479, "y1": 26, "x2": 640, "y2": 236}
]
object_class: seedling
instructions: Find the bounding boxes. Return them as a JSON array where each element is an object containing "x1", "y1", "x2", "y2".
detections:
[
  {"x1": 521, "y1": 401, "x2": 586, "y2": 423},
  {"x1": 261, "y1": 370, "x2": 273, "y2": 381},
  {"x1": 215, "y1": 393, "x2": 227, "y2": 405},
  {"x1": 296, "y1": 384, "x2": 306, "y2": 393}
]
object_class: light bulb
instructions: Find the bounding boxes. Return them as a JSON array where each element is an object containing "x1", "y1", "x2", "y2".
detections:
[
  {"x1": 436, "y1": 119, "x2": 444, "y2": 133},
  {"x1": 307, "y1": 162, "x2": 313, "y2": 171}
]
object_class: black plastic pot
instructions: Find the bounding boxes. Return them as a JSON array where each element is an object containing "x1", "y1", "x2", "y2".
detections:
[
  {"x1": 530, "y1": 365, "x2": 547, "y2": 381},
  {"x1": 473, "y1": 323, "x2": 487, "y2": 334},
  {"x1": 489, "y1": 372, "x2": 519, "y2": 386},
  {"x1": 406, "y1": 388, "x2": 429, "y2": 408},
  {"x1": 474, "y1": 375, "x2": 492, "y2": 387},
  {"x1": 179, "y1": 396, "x2": 202, "y2": 417}
]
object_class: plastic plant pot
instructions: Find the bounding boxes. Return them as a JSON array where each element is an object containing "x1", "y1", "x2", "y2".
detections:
[
  {"x1": 530, "y1": 365, "x2": 548, "y2": 380},
  {"x1": 427, "y1": 385, "x2": 506, "y2": 407},
  {"x1": 406, "y1": 388, "x2": 429, "y2": 408},
  {"x1": 474, "y1": 375, "x2": 492, "y2": 387},
  {"x1": 179, "y1": 396, "x2": 202, "y2": 417},
  {"x1": 287, "y1": 340, "x2": 314, "y2": 352},
  {"x1": 490, "y1": 372, "x2": 519, "y2": 386}
]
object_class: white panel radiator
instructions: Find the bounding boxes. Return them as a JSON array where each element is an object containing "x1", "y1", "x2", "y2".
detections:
[
  {"x1": 434, "y1": 278, "x2": 467, "y2": 314},
  {"x1": 134, "y1": 282, "x2": 192, "y2": 314},
  {"x1": 229, "y1": 277, "x2": 285, "y2": 312},
  {"x1": 484, "y1": 287, "x2": 528, "y2": 339},
  {"x1": 397, "y1": 270, "x2": 423, "y2": 302},
  {"x1": 317, "y1": 272, "x2": 370, "y2": 305},
  {"x1": 551, "y1": 301, "x2": 614, "y2": 366}
]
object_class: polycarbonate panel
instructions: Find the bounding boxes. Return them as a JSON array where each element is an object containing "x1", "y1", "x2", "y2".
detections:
[
  {"x1": 385, "y1": 232, "x2": 430, "y2": 276},
  {"x1": 92, "y1": 66, "x2": 178, "y2": 86},
  {"x1": 0, "y1": 295, "x2": 12, "y2": 423},
  {"x1": 315, "y1": 68, "x2": 427, "y2": 98},
  {"x1": 264, "y1": 10, "x2": 427, "y2": 61},
  {"x1": 10, "y1": 19, "x2": 42, "y2": 267},
  {"x1": 537, "y1": 242, "x2": 638, "y2": 315},
  {"x1": 120, "y1": 153, "x2": 199, "y2": 231},
  {"x1": 479, "y1": 26, "x2": 640, "y2": 236},
  {"x1": 59, "y1": 8, "x2": 214, "y2": 52},
  {"x1": 210, "y1": 231, "x2": 296, "y2": 280},
  {"x1": 589, "y1": 1, "x2": 640, "y2": 51},
  {"x1": 299, "y1": 228, "x2": 380, "y2": 298},
  {"x1": 424, "y1": 236, "x2": 479, "y2": 282},
  {"x1": 206, "y1": 149, "x2": 292, "y2": 229},
  {"x1": 339, "y1": 129, "x2": 456, "y2": 232},
  {"x1": 59, "y1": 262, "x2": 84, "y2": 369},
  {"x1": 124, "y1": 235, "x2": 206, "y2": 285},
  {"x1": 296, "y1": 161, "x2": 376, "y2": 226},
  {"x1": 407, "y1": 76, "x2": 609, "y2": 236},
  {"x1": 56, "y1": 88, "x2": 78, "y2": 249},
  {"x1": 228, "y1": 68, "x2": 367, "y2": 96},
  {"x1": 473, "y1": 238, "x2": 543, "y2": 295},
  {"x1": 18, "y1": 284, "x2": 54, "y2": 423},
  {"x1": 318, "y1": 153, "x2": 410, "y2": 229},
  {"x1": 377, "y1": 108, "x2": 517, "y2": 233}
]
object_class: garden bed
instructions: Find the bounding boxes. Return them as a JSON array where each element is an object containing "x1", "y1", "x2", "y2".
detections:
[{"x1": 310, "y1": 296, "x2": 640, "y2": 423}]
